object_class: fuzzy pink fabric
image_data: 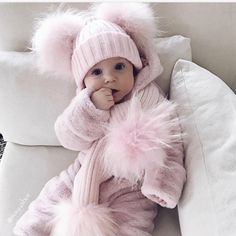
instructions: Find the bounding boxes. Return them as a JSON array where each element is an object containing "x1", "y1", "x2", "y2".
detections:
[
  {"x1": 13, "y1": 82, "x2": 186, "y2": 236},
  {"x1": 14, "y1": 24, "x2": 186, "y2": 235}
]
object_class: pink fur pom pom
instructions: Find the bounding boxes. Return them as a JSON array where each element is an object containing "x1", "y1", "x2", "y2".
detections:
[
  {"x1": 32, "y1": 11, "x2": 83, "y2": 78},
  {"x1": 104, "y1": 96, "x2": 181, "y2": 184},
  {"x1": 91, "y1": 3, "x2": 158, "y2": 55},
  {"x1": 50, "y1": 200, "x2": 118, "y2": 236}
]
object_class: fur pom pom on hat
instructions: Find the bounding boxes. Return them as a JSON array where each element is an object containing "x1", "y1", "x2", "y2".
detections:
[
  {"x1": 32, "y1": 3, "x2": 158, "y2": 89},
  {"x1": 92, "y1": 2, "x2": 158, "y2": 59},
  {"x1": 31, "y1": 11, "x2": 83, "y2": 79}
]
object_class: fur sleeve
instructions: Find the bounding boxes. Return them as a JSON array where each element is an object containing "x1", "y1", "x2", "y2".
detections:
[
  {"x1": 13, "y1": 158, "x2": 81, "y2": 236},
  {"x1": 55, "y1": 88, "x2": 110, "y2": 151},
  {"x1": 141, "y1": 100, "x2": 186, "y2": 208}
]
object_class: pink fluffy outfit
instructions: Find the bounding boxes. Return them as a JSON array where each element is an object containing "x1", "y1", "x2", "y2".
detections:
[{"x1": 13, "y1": 3, "x2": 186, "y2": 236}]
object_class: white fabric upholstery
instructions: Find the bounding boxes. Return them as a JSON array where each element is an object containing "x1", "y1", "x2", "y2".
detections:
[
  {"x1": 170, "y1": 59, "x2": 236, "y2": 236},
  {"x1": 0, "y1": 51, "x2": 76, "y2": 146},
  {"x1": 154, "y1": 36, "x2": 191, "y2": 94}
]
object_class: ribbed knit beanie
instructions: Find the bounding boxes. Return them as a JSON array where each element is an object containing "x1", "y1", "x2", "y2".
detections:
[{"x1": 71, "y1": 19, "x2": 143, "y2": 91}]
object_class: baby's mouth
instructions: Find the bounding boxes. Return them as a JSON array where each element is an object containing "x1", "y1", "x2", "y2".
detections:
[{"x1": 111, "y1": 89, "x2": 119, "y2": 95}]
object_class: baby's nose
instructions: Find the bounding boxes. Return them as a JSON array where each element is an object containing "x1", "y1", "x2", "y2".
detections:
[{"x1": 104, "y1": 74, "x2": 116, "y2": 83}]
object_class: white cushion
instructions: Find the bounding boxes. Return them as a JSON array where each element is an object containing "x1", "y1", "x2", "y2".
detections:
[
  {"x1": 170, "y1": 59, "x2": 236, "y2": 236},
  {"x1": 0, "y1": 51, "x2": 77, "y2": 146},
  {"x1": 0, "y1": 35, "x2": 192, "y2": 146},
  {"x1": 154, "y1": 35, "x2": 192, "y2": 94}
]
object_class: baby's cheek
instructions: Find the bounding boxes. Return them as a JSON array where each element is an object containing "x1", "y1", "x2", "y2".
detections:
[
  {"x1": 124, "y1": 80, "x2": 135, "y2": 94},
  {"x1": 84, "y1": 79, "x2": 102, "y2": 91}
]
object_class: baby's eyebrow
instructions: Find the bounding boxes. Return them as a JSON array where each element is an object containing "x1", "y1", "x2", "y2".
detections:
[
  {"x1": 115, "y1": 60, "x2": 126, "y2": 64},
  {"x1": 91, "y1": 67, "x2": 102, "y2": 71}
]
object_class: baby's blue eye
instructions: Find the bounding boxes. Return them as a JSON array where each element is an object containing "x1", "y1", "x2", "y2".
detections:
[
  {"x1": 115, "y1": 63, "x2": 125, "y2": 70},
  {"x1": 92, "y1": 68, "x2": 102, "y2": 76}
]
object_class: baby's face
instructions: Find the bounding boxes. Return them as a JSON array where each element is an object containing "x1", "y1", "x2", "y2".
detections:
[{"x1": 84, "y1": 57, "x2": 134, "y2": 103}]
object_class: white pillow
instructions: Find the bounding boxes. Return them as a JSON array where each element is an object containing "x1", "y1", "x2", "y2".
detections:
[
  {"x1": 170, "y1": 59, "x2": 236, "y2": 236},
  {"x1": 154, "y1": 35, "x2": 192, "y2": 94},
  {"x1": 0, "y1": 51, "x2": 77, "y2": 146},
  {"x1": 0, "y1": 35, "x2": 191, "y2": 146}
]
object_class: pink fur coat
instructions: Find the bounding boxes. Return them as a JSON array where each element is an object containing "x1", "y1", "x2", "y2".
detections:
[
  {"x1": 13, "y1": 3, "x2": 186, "y2": 236},
  {"x1": 13, "y1": 61, "x2": 186, "y2": 236}
]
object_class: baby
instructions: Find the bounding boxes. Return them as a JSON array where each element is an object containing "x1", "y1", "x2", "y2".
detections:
[{"x1": 14, "y1": 3, "x2": 186, "y2": 236}]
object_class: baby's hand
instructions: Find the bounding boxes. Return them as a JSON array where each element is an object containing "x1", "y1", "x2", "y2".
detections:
[
  {"x1": 155, "y1": 196, "x2": 167, "y2": 207},
  {"x1": 91, "y1": 88, "x2": 115, "y2": 110}
]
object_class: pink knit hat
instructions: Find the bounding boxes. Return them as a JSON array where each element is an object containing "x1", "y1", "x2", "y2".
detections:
[{"x1": 71, "y1": 19, "x2": 142, "y2": 90}]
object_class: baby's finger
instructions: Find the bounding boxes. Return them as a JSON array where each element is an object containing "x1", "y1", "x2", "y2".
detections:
[
  {"x1": 106, "y1": 94, "x2": 114, "y2": 101},
  {"x1": 107, "y1": 100, "x2": 115, "y2": 107},
  {"x1": 100, "y1": 87, "x2": 112, "y2": 95}
]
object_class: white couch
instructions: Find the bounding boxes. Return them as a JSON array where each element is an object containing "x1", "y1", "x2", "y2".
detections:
[{"x1": 0, "y1": 3, "x2": 236, "y2": 236}]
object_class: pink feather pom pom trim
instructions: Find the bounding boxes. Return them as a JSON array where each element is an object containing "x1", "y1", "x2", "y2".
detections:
[
  {"x1": 104, "y1": 95, "x2": 182, "y2": 184},
  {"x1": 49, "y1": 200, "x2": 118, "y2": 236},
  {"x1": 91, "y1": 2, "x2": 158, "y2": 57},
  {"x1": 32, "y1": 11, "x2": 83, "y2": 78}
]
